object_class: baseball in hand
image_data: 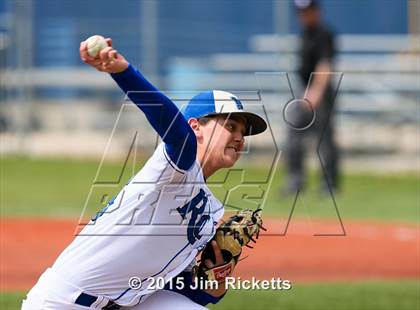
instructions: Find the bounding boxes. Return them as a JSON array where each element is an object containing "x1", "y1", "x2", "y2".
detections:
[{"x1": 86, "y1": 35, "x2": 108, "y2": 58}]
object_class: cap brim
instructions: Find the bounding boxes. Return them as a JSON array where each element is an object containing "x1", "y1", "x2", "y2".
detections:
[
  {"x1": 238, "y1": 112, "x2": 268, "y2": 136},
  {"x1": 206, "y1": 111, "x2": 267, "y2": 136}
]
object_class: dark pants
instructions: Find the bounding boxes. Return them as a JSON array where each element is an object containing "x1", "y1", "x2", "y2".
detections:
[{"x1": 285, "y1": 93, "x2": 339, "y2": 192}]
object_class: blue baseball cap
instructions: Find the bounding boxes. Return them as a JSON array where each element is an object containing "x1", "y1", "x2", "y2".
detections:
[{"x1": 182, "y1": 90, "x2": 267, "y2": 136}]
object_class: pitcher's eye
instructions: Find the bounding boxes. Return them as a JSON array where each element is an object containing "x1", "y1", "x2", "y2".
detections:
[{"x1": 225, "y1": 122, "x2": 234, "y2": 131}]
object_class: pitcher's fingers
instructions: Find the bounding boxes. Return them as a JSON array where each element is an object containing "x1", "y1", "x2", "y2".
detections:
[
  {"x1": 99, "y1": 46, "x2": 114, "y2": 62},
  {"x1": 211, "y1": 241, "x2": 224, "y2": 265},
  {"x1": 105, "y1": 38, "x2": 113, "y2": 47},
  {"x1": 91, "y1": 59, "x2": 103, "y2": 66},
  {"x1": 107, "y1": 50, "x2": 118, "y2": 60},
  {"x1": 93, "y1": 62, "x2": 108, "y2": 71},
  {"x1": 80, "y1": 41, "x2": 95, "y2": 62}
]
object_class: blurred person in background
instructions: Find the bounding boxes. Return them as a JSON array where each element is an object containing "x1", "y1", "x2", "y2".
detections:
[{"x1": 284, "y1": 0, "x2": 339, "y2": 195}]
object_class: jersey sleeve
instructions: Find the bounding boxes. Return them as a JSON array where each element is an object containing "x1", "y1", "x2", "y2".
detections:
[{"x1": 110, "y1": 64, "x2": 197, "y2": 171}]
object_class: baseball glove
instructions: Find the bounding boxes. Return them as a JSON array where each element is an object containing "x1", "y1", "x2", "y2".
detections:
[{"x1": 193, "y1": 209, "x2": 265, "y2": 283}]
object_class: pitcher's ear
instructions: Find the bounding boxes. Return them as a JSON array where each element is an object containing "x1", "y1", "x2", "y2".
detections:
[{"x1": 188, "y1": 118, "x2": 202, "y2": 139}]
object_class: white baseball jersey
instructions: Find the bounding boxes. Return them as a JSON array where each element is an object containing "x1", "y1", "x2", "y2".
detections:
[{"x1": 51, "y1": 143, "x2": 224, "y2": 307}]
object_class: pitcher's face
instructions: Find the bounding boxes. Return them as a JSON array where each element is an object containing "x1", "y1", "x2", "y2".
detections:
[{"x1": 200, "y1": 115, "x2": 246, "y2": 169}]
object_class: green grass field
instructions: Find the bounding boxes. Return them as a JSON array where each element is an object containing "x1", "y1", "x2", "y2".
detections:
[
  {"x1": 1, "y1": 156, "x2": 418, "y2": 223},
  {"x1": 2, "y1": 281, "x2": 418, "y2": 310},
  {"x1": 1, "y1": 156, "x2": 419, "y2": 309},
  {"x1": 210, "y1": 280, "x2": 420, "y2": 310}
]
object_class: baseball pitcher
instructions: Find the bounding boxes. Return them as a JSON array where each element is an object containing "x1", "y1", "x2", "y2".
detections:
[{"x1": 22, "y1": 36, "x2": 267, "y2": 310}]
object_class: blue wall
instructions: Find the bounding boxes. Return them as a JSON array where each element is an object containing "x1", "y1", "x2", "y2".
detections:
[
  {"x1": 159, "y1": 0, "x2": 273, "y2": 56},
  {"x1": 33, "y1": 0, "x2": 142, "y2": 67},
  {"x1": 1, "y1": 0, "x2": 409, "y2": 71}
]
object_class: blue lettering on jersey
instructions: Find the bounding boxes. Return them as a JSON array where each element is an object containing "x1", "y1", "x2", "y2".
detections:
[{"x1": 177, "y1": 189, "x2": 210, "y2": 245}]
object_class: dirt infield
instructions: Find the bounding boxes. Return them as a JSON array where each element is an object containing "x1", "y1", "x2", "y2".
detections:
[{"x1": 1, "y1": 217, "x2": 419, "y2": 291}]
